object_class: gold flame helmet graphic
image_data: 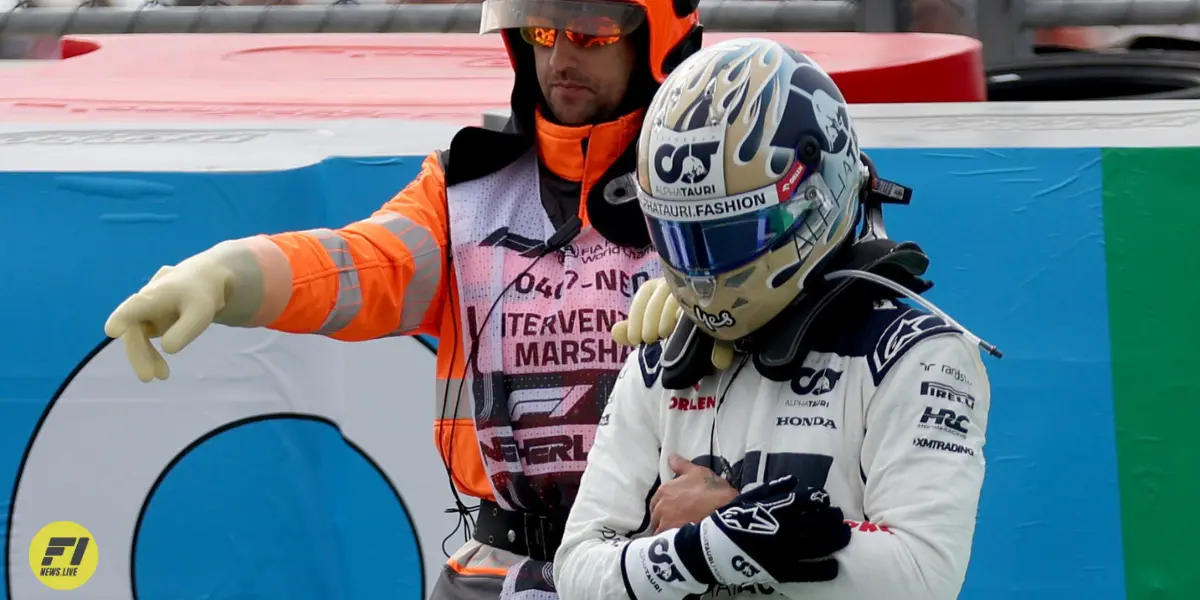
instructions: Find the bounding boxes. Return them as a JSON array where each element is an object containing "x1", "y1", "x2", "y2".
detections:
[{"x1": 635, "y1": 37, "x2": 867, "y2": 341}]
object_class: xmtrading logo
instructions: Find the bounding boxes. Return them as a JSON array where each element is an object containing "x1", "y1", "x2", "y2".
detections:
[{"x1": 27, "y1": 521, "x2": 98, "y2": 590}]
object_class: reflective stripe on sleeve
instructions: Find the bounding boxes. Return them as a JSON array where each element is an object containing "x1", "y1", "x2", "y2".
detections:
[
  {"x1": 365, "y1": 213, "x2": 444, "y2": 336},
  {"x1": 303, "y1": 228, "x2": 363, "y2": 336}
]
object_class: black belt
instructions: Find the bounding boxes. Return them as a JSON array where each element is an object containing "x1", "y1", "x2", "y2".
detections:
[{"x1": 473, "y1": 500, "x2": 567, "y2": 561}]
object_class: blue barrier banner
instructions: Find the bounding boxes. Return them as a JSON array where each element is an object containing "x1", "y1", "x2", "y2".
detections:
[{"x1": 2, "y1": 105, "x2": 1198, "y2": 600}]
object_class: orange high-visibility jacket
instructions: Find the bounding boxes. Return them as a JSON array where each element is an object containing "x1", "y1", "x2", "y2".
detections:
[{"x1": 259, "y1": 110, "x2": 649, "y2": 505}]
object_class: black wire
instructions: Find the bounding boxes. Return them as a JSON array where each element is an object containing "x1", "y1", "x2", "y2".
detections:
[
  {"x1": 437, "y1": 236, "x2": 473, "y2": 558},
  {"x1": 707, "y1": 354, "x2": 750, "y2": 480},
  {"x1": 440, "y1": 502, "x2": 478, "y2": 558},
  {"x1": 439, "y1": 249, "x2": 555, "y2": 557}
]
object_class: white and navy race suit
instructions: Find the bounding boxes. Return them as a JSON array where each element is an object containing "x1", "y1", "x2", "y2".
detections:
[{"x1": 554, "y1": 301, "x2": 991, "y2": 600}]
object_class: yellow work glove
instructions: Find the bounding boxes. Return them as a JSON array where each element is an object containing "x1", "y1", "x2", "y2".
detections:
[
  {"x1": 103, "y1": 241, "x2": 264, "y2": 383},
  {"x1": 612, "y1": 278, "x2": 681, "y2": 347},
  {"x1": 611, "y1": 277, "x2": 735, "y2": 371}
]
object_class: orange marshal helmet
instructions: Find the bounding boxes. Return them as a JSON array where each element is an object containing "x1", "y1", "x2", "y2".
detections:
[{"x1": 480, "y1": 0, "x2": 702, "y2": 84}]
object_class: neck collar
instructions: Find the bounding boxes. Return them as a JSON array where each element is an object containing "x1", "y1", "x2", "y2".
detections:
[{"x1": 534, "y1": 108, "x2": 645, "y2": 186}]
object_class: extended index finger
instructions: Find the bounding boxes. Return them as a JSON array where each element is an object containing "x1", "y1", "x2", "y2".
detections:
[{"x1": 104, "y1": 293, "x2": 158, "y2": 339}]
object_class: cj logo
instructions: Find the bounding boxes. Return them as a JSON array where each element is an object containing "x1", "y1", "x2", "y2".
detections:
[{"x1": 655, "y1": 141, "x2": 720, "y2": 185}]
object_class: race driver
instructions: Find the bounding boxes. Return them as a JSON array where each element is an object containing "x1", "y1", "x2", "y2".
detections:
[
  {"x1": 101, "y1": 1, "x2": 703, "y2": 599},
  {"x1": 555, "y1": 37, "x2": 1000, "y2": 600}
]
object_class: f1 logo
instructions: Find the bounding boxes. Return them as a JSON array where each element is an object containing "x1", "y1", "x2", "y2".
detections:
[{"x1": 41, "y1": 536, "x2": 89, "y2": 567}]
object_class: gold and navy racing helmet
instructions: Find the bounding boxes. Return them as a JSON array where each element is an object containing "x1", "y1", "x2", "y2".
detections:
[{"x1": 636, "y1": 37, "x2": 867, "y2": 341}]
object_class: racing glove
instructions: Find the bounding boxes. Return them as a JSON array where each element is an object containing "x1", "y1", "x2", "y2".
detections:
[
  {"x1": 612, "y1": 277, "x2": 735, "y2": 371},
  {"x1": 620, "y1": 476, "x2": 851, "y2": 600},
  {"x1": 103, "y1": 240, "x2": 269, "y2": 383}
]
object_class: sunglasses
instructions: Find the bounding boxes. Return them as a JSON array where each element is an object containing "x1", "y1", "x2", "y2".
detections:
[{"x1": 520, "y1": 18, "x2": 628, "y2": 49}]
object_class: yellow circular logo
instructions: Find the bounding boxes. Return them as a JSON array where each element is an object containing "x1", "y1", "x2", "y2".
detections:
[{"x1": 28, "y1": 521, "x2": 98, "y2": 590}]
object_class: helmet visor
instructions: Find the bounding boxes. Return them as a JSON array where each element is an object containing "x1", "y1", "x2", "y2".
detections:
[
  {"x1": 641, "y1": 171, "x2": 846, "y2": 278},
  {"x1": 480, "y1": 0, "x2": 646, "y2": 36}
]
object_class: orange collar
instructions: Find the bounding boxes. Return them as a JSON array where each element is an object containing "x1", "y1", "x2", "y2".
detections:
[{"x1": 534, "y1": 108, "x2": 644, "y2": 223}]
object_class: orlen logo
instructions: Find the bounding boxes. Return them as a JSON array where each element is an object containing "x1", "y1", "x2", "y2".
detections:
[
  {"x1": 775, "y1": 161, "x2": 807, "y2": 200},
  {"x1": 845, "y1": 520, "x2": 891, "y2": 534},
  {"x1": 669, "y1": 396, "x2": 716, "y2": 412}
]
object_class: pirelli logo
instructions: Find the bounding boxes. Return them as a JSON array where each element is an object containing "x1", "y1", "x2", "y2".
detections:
[{"x1": 919, "y1": 381, "x2": 975, "y2": 410}]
